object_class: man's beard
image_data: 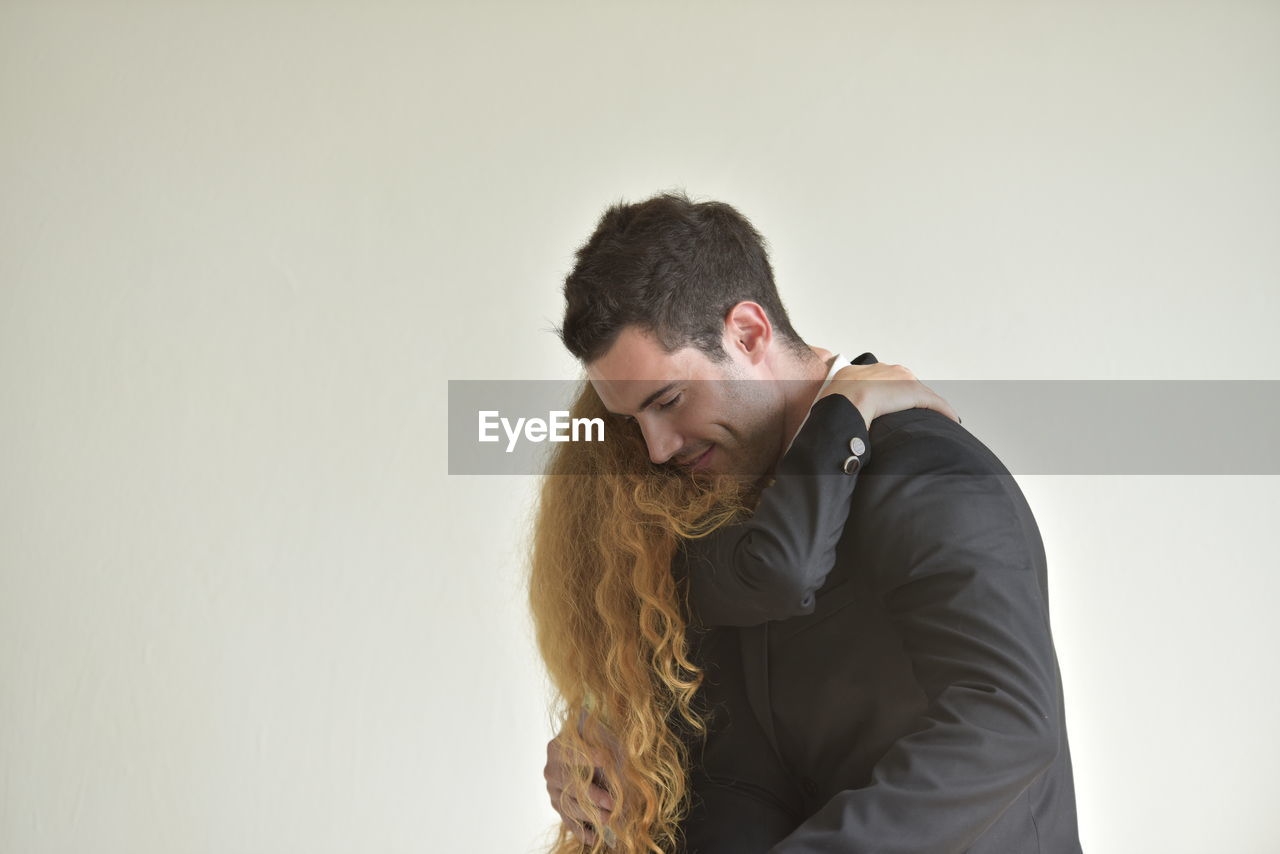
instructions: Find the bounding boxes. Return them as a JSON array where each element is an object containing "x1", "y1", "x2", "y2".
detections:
[{"x1": 710, "y1": 384, "x2": 788, "y2": 483}]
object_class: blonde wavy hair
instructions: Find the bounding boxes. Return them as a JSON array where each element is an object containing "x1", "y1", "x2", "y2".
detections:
[{"x1": 526, "y1": 377, "x2": 762, "y2": 854}]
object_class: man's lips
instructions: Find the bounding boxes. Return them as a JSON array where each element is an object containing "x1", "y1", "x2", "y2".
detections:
[{"x1": 683, "y1": 446, "x2": 714, "y2": 471}]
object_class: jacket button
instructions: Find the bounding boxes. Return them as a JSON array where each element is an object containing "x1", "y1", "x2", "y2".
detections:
[
  {"x1": 849, "y1": 436, "x2": 866, "y2": 455},
  {"x1": 801, "y1": 777, "x2": 818, "y2": 798},
  {"x1": 841, "y1": 454, "x2": 861, "y2": 475}
]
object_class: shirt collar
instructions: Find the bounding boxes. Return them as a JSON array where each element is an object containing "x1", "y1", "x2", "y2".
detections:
[{"x1": 782, "y1": 351, "x2": 846, "y2": 454}]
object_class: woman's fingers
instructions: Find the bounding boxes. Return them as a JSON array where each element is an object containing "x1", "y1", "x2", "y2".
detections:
[
  {"x1": 919, "y1": 381, "x2": 961, "y2": 424},
  {"x1": 549, "y1": 782, "x2": 613, "y2": 825},
  {"x1": 566, "y1": 818, "x2": 598, "y2": 846},
  {"x1": 546, "y1": 735, "x2": 615, "y2": 804},
  {"x1": 544, "y1": 721, "x2": 620, "y2": 847},
  {"x1": 825, "y1": 363, "x2": 962, "y2": 425},
  {"x1": 590, "y1": 781, "x2": 614, "y2": 812}
]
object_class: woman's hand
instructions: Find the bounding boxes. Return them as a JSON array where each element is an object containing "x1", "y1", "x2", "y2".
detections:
[
  {"x1": 819, "y1": 362, "x2": 960, "y2": 426},
  {"x1": 544, "y1": 729, "x2": 616, "y2": 847}
]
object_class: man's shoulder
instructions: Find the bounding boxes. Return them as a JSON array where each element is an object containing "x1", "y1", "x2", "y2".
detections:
[
  {"x1": 849, "y1": 410, "x2": 1040, "y2": 573},
  {"x1": 863, "y1": 408, "x2": 1013, "y2": 480}
]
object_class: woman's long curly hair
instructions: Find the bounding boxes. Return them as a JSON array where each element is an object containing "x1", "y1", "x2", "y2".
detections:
[{"x1": 526, "y1": 377, "x2": 762, "y2": 854}]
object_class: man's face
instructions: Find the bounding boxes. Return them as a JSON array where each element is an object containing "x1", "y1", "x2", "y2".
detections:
[{"x1": 585, "y1": 325, "x2": 787, "y2": 482}]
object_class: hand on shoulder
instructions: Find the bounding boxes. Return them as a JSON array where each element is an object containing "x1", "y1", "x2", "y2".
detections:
[{"x1": 818, "y1": 362, "x2": 961, "y2": 426}]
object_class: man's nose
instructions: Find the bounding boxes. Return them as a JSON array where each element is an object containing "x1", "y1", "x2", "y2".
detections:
[{"x1": 640, "y1": 419, "x2": 683, "y2": 466}]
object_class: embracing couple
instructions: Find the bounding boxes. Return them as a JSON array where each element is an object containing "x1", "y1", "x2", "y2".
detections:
[{"x1": 527, "y1": 191, "x2": 1082, "y2": 854}]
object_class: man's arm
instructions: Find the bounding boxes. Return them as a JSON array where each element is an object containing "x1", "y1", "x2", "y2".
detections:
[
  {"x1": 767, "y1": 422, "x2": 1064, "y2": 854},
  {"x1": 679, "y1": 358, "x2": 960, "y2": 628},
  {"x1": 678, "y1": 392, "x2": 871, "y2": 627}
]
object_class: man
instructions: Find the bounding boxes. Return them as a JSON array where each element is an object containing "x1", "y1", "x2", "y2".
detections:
[{"x1": 544, "y1": 191, "x2": 1082, "y2": 852}]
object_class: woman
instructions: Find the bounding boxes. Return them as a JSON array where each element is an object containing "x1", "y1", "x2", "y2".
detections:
[{"x1": 528, "y1": 359, "x2": 958, "y2": 853}]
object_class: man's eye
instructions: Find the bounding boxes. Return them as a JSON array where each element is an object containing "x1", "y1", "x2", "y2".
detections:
[{"x1": 658, "y1": 393, "x2": 682, "y2": 410}]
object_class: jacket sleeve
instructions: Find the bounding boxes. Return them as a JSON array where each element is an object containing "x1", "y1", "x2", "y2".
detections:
[
  {"x1": 678, "y1": 392, "x2": 871, "y2": 628},
  {"x1": 766, "y1": 423, "x2": 1064, "y2": 854}
]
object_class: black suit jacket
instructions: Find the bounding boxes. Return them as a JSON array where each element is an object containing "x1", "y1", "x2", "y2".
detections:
[{"x1": 670, "y1": 353, "x2": 1082, "y2": 854}]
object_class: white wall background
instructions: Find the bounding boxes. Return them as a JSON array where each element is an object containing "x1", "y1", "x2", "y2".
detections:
[{"x1": 2, "y1": 2, "x2": 1277, "y2": 852}]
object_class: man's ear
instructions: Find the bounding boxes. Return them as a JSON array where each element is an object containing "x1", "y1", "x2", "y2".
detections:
[{"x1": 722, "y1": 301, "x2": 772, "y2": 366}]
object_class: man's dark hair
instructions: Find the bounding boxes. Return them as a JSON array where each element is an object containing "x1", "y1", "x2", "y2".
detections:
[{"x1": 556, "y1": 190, "x2": 809, "y2": 365}]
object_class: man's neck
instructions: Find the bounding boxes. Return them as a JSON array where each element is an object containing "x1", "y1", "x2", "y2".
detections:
[{"x1": 769, "y1": 345, "x2": 837, "y2": 474}]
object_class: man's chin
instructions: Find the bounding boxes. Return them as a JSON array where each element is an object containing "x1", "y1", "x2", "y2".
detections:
[
  {"x1": 682, "y1": 448, "x2": 769, "y2": 487},
  {"x1": 689, "y1": 468, "x2": 756, "y2": 490}
]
